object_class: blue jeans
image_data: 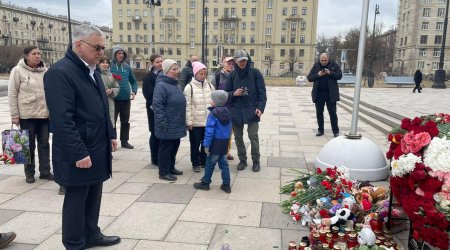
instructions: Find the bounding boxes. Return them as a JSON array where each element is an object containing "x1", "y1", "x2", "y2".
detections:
[{"x1": 202, "y1": 154, "x2": 230, "y2": 185}]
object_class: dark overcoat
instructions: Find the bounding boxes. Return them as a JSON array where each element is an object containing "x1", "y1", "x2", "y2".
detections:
[
  {"x1": 44, "y1": 47, "x2": 115, "y2": 187},
  {"x1": 308, "y1": 61, "x2": 342, "y2": 103}
]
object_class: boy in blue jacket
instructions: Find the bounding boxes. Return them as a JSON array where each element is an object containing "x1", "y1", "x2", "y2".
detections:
[{"x1": 194, "y1": 90, "x2": 232, "y2": 193}]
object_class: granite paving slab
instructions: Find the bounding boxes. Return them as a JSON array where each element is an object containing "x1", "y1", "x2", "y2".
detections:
[
  {"x1": 260, "y1": 202, "x2": 308, "y2": 230},
  {"x1": 133, "y1": 240, "x2": 208, "y2": 250},
  {"x1": 192, "y1": 187, "x2": 230, "y2": 200},
  {"x1": 0, "y1": 193, "x2": 16, "y2": 205},
  {"x1": 138, "y1": 183, "x2": 196, "y2": 204},
  {"x1": 0, "y1": 176, "x2": 46, "y2": 194},
  {"x1": 0, "y1": 174, "x2": 10, "y2": 181},
  {"x1": 127, "y1": 169, "x2": 193, "y2": 184},
  {"x1": 0, "y1": 209, "x2": 23, "y2": 224},
  {"x1": 111, "y1": 159, "x2": 149, "y2": 173},
  {"x1": 34, "y1": 180, "x2": 60, "y2": 191},
  {"x1": 2, "y1": 242, "x2": 36, "y2": 250},
  {"x1": 186, "y1": 171, "x2": 237, "y2": 187},
  {"x1": 0, "y1": 189, "x2": 63, "y2": 213},
  {"x1": 57, "y1": 215, "x2": 117, "y2": 234},
  {"x1": 228, "y1": 178, "x2": 280, "y2": 203},
  {"x1": 102, "y1": 172, "x2": 135, "y2": 193},
  {"x1": 104, "y1": 202, "x2": 185, "y2": 240},
  {"x1": 99, "y1": 193, "x2": 140, "y2": 216},
  {"x1": 268, "y1": 157, "x2": 305, "y2": 168},
  {"x1": 0, "y1": 165, "x2": 26, "y2": 176},
  {"x1": 165, "y1": 221, "x2": 216, "y2": 245},
  {"x1": 0, "y1": 212, "x2": 61, "y2": 244},
  {"x1": 208, "y1": 224, "x2": 282, "y2": 250},
  {"x1": 179, "y1": 198, "x2": 261, "y2": 227},
  {"x1": 34, "y1": 234, "x2": 139, "y2": 250},
  {"x1": 112, "y1": 182, "x2": 151, "y2": 195},
  {"x1": 236, "y1": 165, "x2": 280, "y2": 180}
]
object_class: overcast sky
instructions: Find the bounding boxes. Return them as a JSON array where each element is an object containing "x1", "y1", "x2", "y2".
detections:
[{"x1": 6, "y1": 0, "x2": 397, "y2": 37}]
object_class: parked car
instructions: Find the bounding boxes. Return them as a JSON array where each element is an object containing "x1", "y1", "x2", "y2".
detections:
[{"x1": 296, "y1": 75, "x2": 307, "y2": 86}]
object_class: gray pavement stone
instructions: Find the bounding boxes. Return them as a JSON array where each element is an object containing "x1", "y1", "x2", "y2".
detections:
[
  {"x1": 3, "y1": 243, "x2": 36, "y2": 250},
  {"x1": 236, "y1": 165, "x2": 280, "y2": 180},
  {"x1": 104, "y1": 202, "x2": 185, "y2": 240},
  {"x1": 0, "y1": 193, "x2": 16, "y2": 205},
  {"x1": 127, "y1": 169, "x2": 194, "y2": 184},
  {"x1": 133, "y1": 240, "x2": 208, "y2": 250},
  {"x1": 268, "y1": 156, "x2": 306, "y2": 169},
  {"x1": 112, "y1": 159, "x2": 149, "y2": 173},
  {"x1": 138, "y1": 183, "x2": 196, "y2": 204},
  {"x1": 0, "y1": 212, "x2": 61, "y2": 244},
  {"x1": 0, "y1": 189, "x2": 63, "y2": 213},
  {"x1": 179, "y1": 198, "x2": 262, "y2": 227},
  {"x1": 0, "y1": 209, "x2": 23, "y2": 224},
  {"x1": 112, "y1": 182, "x2": 151, "y2": 195},
  {"x1": 208, "y1": 224, "x2": 281, "y2": 250},
  {"x1": 99, "y1": 193, "x2": 140, "y2": 216},
  {"x1": 228, "y1": 178, "x2": 280, "y2": 203},
  {"x1": 34, "y1": 234, "x2": 139, "y2": 250},
  {"x1": 0, "y1": 176, "x2": 45, "y2": 194},
  {"x1": 261, "y1": 202, "x2": 306, "y2": 230},
  {"x1": 0, "y1": 174, "x2": 10, "y2": 181},
  {"x1": 165, "y1": 221, "x2": 216, "y2": 245},
  {"x1": 103, "y1": 172, "x2": 135, "y2": 193}
]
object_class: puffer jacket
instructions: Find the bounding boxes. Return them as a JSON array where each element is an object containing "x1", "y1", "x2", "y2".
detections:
[
  {"x1": 203, "y1": 106, "x2": 232, "y2": 155},
  {"x1": 183, "y1": 78, "x2": 215, "y2": 127},
  {"x1": 8, "y1": 58, "x2": 49, "y2": 119},
  {"x1": 110, "y1": 45, "x2": 138, "y2": 100},
  {"x1": 153, "y1": 74, "x2": 187, "y2": 140}
]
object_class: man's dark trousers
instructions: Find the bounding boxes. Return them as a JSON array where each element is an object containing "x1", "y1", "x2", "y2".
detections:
[
  {"x1": 315, "y1": 92, "x2": 339, "y2": 134},
  {"x1": 62, "y1": 182, "x2": 103, "y2": 250},
  {"x1": 114, "y1": 100, "x2": 131, "y2": 142}
]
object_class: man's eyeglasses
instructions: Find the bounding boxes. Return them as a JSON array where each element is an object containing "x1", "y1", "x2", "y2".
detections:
[{"x1": 80, "y1": 40, "x2": 106, "y2": 52}]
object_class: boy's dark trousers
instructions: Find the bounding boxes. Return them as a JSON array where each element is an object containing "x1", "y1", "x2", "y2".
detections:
[{"x1": 189, "y1": 127, "x2": 206, "y2": 167}]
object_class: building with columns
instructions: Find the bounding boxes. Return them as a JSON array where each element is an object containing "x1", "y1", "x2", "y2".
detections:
[
  {"x1": 112, "y1": 0, "x2": 318, "y2": 76},
  {"x1": 0, "y1": 1, "x2": 113, "y2": 65},
  {"x1": 393, "y1": 0, "x2": 449, "y2": 76}
]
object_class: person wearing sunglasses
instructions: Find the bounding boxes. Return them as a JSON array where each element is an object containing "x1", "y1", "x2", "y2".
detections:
[
  {"x1": 110, "y1": 45, "x2": 138, "y2": 150},
  {"x1": 44, "y1": 24, "x2": 121, "y2": 249}
]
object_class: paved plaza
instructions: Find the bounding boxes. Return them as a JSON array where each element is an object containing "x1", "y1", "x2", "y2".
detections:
[{"x1": 0, "y1": 86, "x2": 448, "y2": 249}]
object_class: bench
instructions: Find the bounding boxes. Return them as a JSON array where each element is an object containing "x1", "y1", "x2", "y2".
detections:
[
  {"x1": 384, "y1": 76, "x2": 415, "y2": 87},
  {"x1": 337, "y1": 75, "x2": 356, "y2": 86}
]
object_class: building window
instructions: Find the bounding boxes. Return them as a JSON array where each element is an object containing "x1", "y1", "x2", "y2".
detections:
[
  {"x1": 432, "y1": 62, "x2": 439, "y2": 69},
  {"x1": 281, "y1": 21, "x2": 287, "y2": 30},
  {"x1": 241, "y1": 22, "x2": 246, "y2": 29},
  {"x1": 291, "y1": 22, "x2": 297, "y2": 30},
  {"x1": 119, "y1": 35, "x2": 123, "y2": 42},
  {"x1": 290, "y1": 35, "x2": 296, "y2": 43},
  {"x1": 190, "y1": 41, "x2": 195, "y2": 48},
  {"x1": 420, "y1": 35, "x2": 428, "y2": 44},
  {"x1": 422, "y1": 8, "x2": 430, "y2": 17},
  {"x1": 177, "y1": 48, "x2": 181, "y2": 55},
  {"x1": 176, "y1": 8, "x2": 180, "y2": 16},
  {"x1": 190, "y1": 1, "x2": 195, "y2": 8},
  {"x1": 438, "y1": 8, "x2": 445, "y2": 17},
  {"x1": 299, "y1": 49, "x2": 304, "y2": 57},
  {"x1": 266, "y1": 28, "x2": 272, "y2": 35},
  {"x1": 251, "y1": 8, "x2": 256, "y2": 16},
  {"x1": 435, "y1": 35, "x2": 442, "y2": 44},
  {"x1": 302, "y1": 7, "x2": 307, "y2": 15},
  {"x1": 419, "y1": 48, "x2": 426, "y2": 56},
  {"x1": 421, "y1": 22, "x2": 429, "y2": 30},
  {"x1": 190, "y1": 28, "x2": 195, "y2": 35},
  {"x1": 417, "y1": 61, "x2": 425, "y2": 69},
  {"x1": 242, "y1": 8, "x2": 247, "y2": 16},
  {"x1": 118, "y1": 9, "x2": 123, "y2": 17},
  {"x1": 280, "y1": 49, "x2": 285, "y2": 57},
  {"x1": 144, "y1": 48, "x2": 148, "y2": 55},
  {"x1": 127, "y1": 22, "x2": 131, "y2": 30},
  {"x1": 135, "y1": 35, "x2": 140, "y2": 42},
  {"x1": 281, "y1": 35, "x2": 286, "y2": 43},
  {"x1": 190, "y1": 14, "x2": 195, "y2": 21},
  {"x1": 250, "y1": 35, "x2": 255, "y2": 43},
  {"x1": 214, "y1": 8, "x2": 218, "y2": 16},
  {"x1": 267, "y1": 0, "x2": 272, "y2": 8},
  {"x1": 159, "y1": 48, "x2": 164, "y2": 55},
  {"x1": 135, "y1": 22, "x2": 140, "y2": 30},
  {"x1": 241, "y1": 36, "x2": 246, "y2": 43},
  {"x1": 300, "y1": 36, "x2": 305, "y2": 44},
  {"x1": 267, "y1": 14, "x2": 272, "y2": 22},
  {"x1": 250, "y1": 49, "x2": 254, "y2": 56},
  {"x1": 118, "y1": 0, "x2": 122, "y2": 4},
  {"x1": 292, "y1": 7, "x2": 297, "y2": 15},
  {"x1": 144, "y1": 35, "x2": 148, "y2": 42},
  {"x1": 282, "y1": 7, "x2": 287, "y2": 16},
  {"x1": 298, "y1": 63, "x2": 304, "y2": 70},
  {"x1": 422, "y1": 0, "x2": 430, "y2": 3},
  {"x1": 265, "y1": 42, "x2": 271, "y2": 49},
  {"x1": 404, "y1": 37, "x2": 407, "y2": 45},
  {"x1": 119, "y1": 22, "x2": 123, "y2": 30},
  {"x1": 280, "y1": 63, "x2": 285, "y2": 70},
  {"x1": 436, "y1": 22, "x2": 444, "y2": 30},
  {"x1": 127, "y1": 35, "x2": 131, "y2": 42},
  {"x1": 251, "y1": 22, "x2": 255, "y2": 30},
  {"x1": 301, "y1": 21, "x2": 306, "y2": 30},
  {"x1": 143, "y1": 23, "x2": 147, "y2": 30},
  {"x1": 433, "y1": 48, "x2": 441, "y2": 57}
]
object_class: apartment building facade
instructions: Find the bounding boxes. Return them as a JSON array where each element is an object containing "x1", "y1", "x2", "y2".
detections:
[
  {"x1": 0, "y1": 2, "x2": 113, "y2": 65},
  {"x1": 393, "y1": 0, "x2": 449, "y2": 76},
  {"x1": 112, "y1": 0, "x2": 318, "y2": 76}
]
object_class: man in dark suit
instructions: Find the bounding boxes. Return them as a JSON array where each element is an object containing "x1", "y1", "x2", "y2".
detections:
[
  {"x1": 307, "y1": 53, "x2": 343, "y2": 137},
  {"x1": 44, "y1": 24, "x2": 120, "y2": 249}
]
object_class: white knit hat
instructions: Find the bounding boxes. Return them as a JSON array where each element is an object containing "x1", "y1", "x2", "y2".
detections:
[{"x1": 162, "y1": 59, "x2": 177, "y2": 74}]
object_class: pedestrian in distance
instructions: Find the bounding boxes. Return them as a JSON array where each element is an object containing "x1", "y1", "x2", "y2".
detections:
[
  {"x1": 307, "y1": 53, "x2": 342, "y2": 138},
  {"x1": 225, "y1": 49, "x2": 267, "y2": 172},
  {"x1": 184, "y1": 61, "x2": 215, "y2": 173},
  {"x1": 194, "y1": 90, "x2": 232, "y2": 193},
  {"x1": 110, "y1": 45, "x2": 138, "y2": 149},
  {"x1": 153, "y1": 59, "x2": 186, "y2": 181},
  {"x1": 214, "y1": 55, "x2": 236, "y2": 161},
  {"x1": 413, "y1": 68, "x2": 423, "y2": 93},
  {"x1": 178, "y1": 55, "x2": 199, "y2": 91},
  {"x1": 142, "y1": 54, "x2": 163, "y2": 166},
  {"x1": 8, "y1": 46, "x2": 54, "y2": 184},
  {"x1": 44, "y1": 24, "x2": 121, "y2": 249}
]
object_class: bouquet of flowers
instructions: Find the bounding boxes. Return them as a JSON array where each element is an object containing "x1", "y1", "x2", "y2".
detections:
[
  {"x1": 108, "y1": 73, "x2": 122, "y2": 89},
  {"x1": 387, "y1": 113, "x2": 450, "y2": 250}
]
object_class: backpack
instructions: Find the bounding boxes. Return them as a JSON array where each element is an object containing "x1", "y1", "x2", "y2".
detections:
[{"x1": 187, "y1": 81, "x2": 213, "y2": 99}]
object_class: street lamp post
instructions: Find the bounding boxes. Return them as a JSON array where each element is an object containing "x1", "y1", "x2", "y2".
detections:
[
  {"x1": 201, "y1": 0, "x2": 206, "y2": 64},
  {"x1": 367, "y1": 4, "x2": 380, "y2": 88},
  {"x1": 67, "y1": 0, "x2": 72, "y2": 45},
  {"x1": 432, "y1": 0, "x2": 449, "y2": 89}
]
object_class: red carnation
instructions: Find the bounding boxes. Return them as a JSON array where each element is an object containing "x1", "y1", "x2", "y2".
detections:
[{"x1": 112, "y1": 74, "x2": 122, "y2": 81}]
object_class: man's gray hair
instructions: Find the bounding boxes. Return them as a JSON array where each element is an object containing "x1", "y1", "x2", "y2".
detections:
[{"x1": 72, "y1": 24, "x2": 104, "y2": 45}]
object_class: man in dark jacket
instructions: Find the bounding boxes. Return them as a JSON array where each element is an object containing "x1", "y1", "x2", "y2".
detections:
[
  {"x1": 413, "y1": 68, "x2": 423, "y2": 93},
  {"x1": 178, "y1": 55, "x2": 198, "y2": 91},
  {"x1": 225, "y1": 49, "x2": 267, "y2": 172},
  {"x1": 110, "y1": 45, "x2": 138, "y2": 149},
  {"x1": 44, "y1": 24, "x2": 120, "y2": 249},
  {"x1": 307, "y1": 53, "x2": 342, "y2": 137},
  {"x1": 142, "y1": 54, "x2": 163, "y2": 166}
]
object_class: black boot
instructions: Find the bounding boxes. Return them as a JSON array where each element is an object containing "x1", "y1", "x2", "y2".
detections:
[{"x1": 121, "y1": 141, "x2": 134, "y2": 149}]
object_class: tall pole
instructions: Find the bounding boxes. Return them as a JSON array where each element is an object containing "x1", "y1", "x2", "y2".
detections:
[
  {"x1": 432, "y1": 0, "x2": 449, "y2": 89},
  {"x1": 348, "y1": 0, "x2": 370, "y2": 138},
  {"x1": 205, "y1": 7, "x2": 208, "y2": 66},
  {"x1": 367, "y1": 4, "x2": 379, "y2": 88},
  {"x1": 67, "y1": 0, "x2": 72, "y2": 45},
  {"x1": 150, "y1": 4, "x2": 155, "y2": 56},
  {"x1": 201, "y1": 0, "x2": 205, "y2": 63}
]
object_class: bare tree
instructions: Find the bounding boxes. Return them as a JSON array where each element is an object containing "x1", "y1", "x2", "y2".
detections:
[{"x1": 0, "y1": 45, "x2": 25, "y2": 72}]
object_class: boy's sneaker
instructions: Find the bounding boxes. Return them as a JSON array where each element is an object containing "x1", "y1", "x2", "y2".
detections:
[
  {"x1": 193, "y1": 180, "x2": 210, "y2": 190},
  {"x1": 220, "y1": 184, "x2": 231, "y2": 193}
]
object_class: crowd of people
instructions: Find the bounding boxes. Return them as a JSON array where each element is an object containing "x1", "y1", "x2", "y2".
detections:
[{"x1": 5, "y1": 23, "x2": 347, "y2": 249}]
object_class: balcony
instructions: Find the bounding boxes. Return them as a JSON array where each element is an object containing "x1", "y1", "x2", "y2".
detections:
[
  {"x1": 162, "y1": 15, "x2": 177, "y2": 21},
  {"x1": 37, "y1": 37, "x2": 49, "y2": 43},
  {"x1": 219, "y1": 15, "x2": 240, "y2": 21},
  {"x1": 12, "y1": 17, "x2": 19, "y2": 22},
  {"x1": 286, "y1": 14, "x2": 302, "y2": 21},
  {"x1": 132, "y1": 15, "x2": 142, "y2": 22},
  {"x1": 41, "y1": 46, "x2": 53, "y2": 51}
]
